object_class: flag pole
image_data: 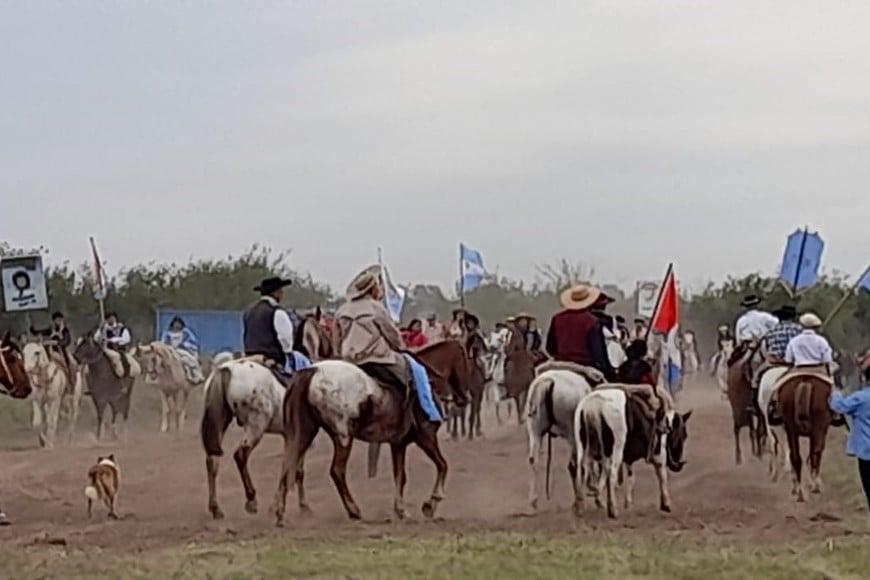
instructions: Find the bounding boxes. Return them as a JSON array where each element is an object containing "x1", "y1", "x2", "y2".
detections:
[
  {"x1": 377, "y1": 246, "x2": 388, "y2": 310},
  {"x1": 644, "y1": 262, "x2": 673, "y2": 342},
  {"x1": 89, "y1": 236, "x2": 106, "y2": 323},
  {"x1": 459, "y1": 243, "x2": 465, "y2": 309},
  {"x1": 822, "y1": 263, "x2": 870, "y2": 330}
]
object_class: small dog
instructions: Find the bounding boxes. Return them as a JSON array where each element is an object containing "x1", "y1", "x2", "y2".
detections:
[{"x1": 84, "y1": 454, "x2": 120, "y2": 520}]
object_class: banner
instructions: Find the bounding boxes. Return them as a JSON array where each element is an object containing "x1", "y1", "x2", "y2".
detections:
[
  {"x1": 1, "y1": 255, "x2": 48, "y2": 312},
  {"x1": 779, "y1": 228, "x2": 824, "y2": 294},
  {"x1": 636, "y1": 280, "x2": 661, "y2": 318}
]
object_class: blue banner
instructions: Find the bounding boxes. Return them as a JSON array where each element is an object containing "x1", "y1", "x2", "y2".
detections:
[{"x1": 779, "y1": 229, "x2": 824, "y2": 293}]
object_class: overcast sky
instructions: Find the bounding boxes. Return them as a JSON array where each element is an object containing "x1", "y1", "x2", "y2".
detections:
[{"x1": 3, "y1": 1, "x2": 869, "y2": 293}]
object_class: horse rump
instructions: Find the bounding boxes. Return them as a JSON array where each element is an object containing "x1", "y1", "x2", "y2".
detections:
[
  {"x1": 200, "y1": 367, "x2": 232, "y2": 456},
  {"x1": 282, "y1": 367, "x2": 319, "y2": 443}
]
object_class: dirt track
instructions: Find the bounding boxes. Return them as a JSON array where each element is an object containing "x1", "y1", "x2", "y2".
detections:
[{"x1": 0, "y1": 378, "x2": 859, "y2": 552}]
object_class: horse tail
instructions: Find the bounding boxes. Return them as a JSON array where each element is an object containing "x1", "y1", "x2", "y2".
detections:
[
  {"x1": 794, "y1": 380, "x2": 814, "y2": 433},
  {"x1": 536, "y1": 376, "x2": 557, "y2": 501},
  {"x1": 200, "y1": 367, "x2": 232, "y2": 456},
  {"x1": 283, "y1": 367, "x2": 318, "y2": 447}
]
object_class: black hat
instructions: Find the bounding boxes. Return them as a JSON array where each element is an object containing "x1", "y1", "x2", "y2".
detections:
[
  {"x1": 51, "y1": 311, "x2": 64, "y2": 320},
  {"x1": 254, "y1": 277, "x2": 293, "y2": 295},
  {"x1": 772, "y1": 304, "x2": 797, "y2": 320},
  {"x1": 741, "y1": 294, "x2": 761, "y2": 308},
  {"x1": 626, "y1": 339, "x2": 648, "y2": 360},
  {"x1": 464, "y1": 313, "x2": 480, "y2": 327},
  {"x1": 615, "y1": 315, "x2": 626, "y2": 324}
]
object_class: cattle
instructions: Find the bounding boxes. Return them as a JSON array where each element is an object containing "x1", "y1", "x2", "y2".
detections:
[{"x1": 573, "y1": 384, "x2": 691, "y2": 518}]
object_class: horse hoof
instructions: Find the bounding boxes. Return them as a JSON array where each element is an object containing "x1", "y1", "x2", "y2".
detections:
[
  {"x1": 275, "y1": 518, "x2": 285, "y2": 528},
  {"x1": 209, "y1": 505, "x2": 225, "y2": 520},
  {"x1": 0, "y1": 513, "x2": 10, "y2": 526},
  {"x1": 300, "y1": 504, "x2": 313, "y2": 515},
  {"x1": 245, "y1": 499, "x2": 258, "y2": 514},
  {"x1": 530, "y1": 499, "x2": 539, "y2": 511},
  {"x1": 421, "y1": 501, "x2": 436, "y2": 519},
  {"x1": 572, "y1": 502, "x2": 583, "y2": 518},
  {"x1": 607, "y1": 507, "x2": 617, "y2": 519},
  {"x1": 348, "y1": 511, "x2": 362, "y2": 521},
  {"x1": 660, "y1": 504, "x2": 672, "y2": 513}
]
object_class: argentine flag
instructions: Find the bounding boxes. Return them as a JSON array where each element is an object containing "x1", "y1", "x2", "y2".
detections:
[
  {"x1": 460, "y1": 243, "x2": 486, "y2": 292},
  {"x1": 650, "y1": 266, "x2": 681, "y2": 392},
  {"x1": 381, "y1": 264, "x2": 406, "y2": 323}
]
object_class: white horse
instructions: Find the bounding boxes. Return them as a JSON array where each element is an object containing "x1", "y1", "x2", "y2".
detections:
[
  {"x1": 22, "y1": 342, "x2": 82, "y2": 448},
  {"x1": 136, "y1": 342, "x2": 200, "y2": 433},
  {"x1": 200, "y1": 358, "x2": 287, "y2": 519},
  {"x1": 485, "y1": 330, "x2": 514, "y2": 421},
  {"x1": 525, "y1": 368, "x2": 594, "y2": 513},
  {"x1": 757, "y1": 366, "x2": 790, "y2": 481},
  {"x1": 711, "y1": 338, "x2": 734, "y2": 397}
]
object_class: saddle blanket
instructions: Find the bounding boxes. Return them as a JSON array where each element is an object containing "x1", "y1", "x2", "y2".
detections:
[{"x1": 403, "y1": 353, "x2": 442, "y2": 422}]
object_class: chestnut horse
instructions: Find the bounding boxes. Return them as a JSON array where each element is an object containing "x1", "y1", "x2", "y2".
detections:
[
  {"x1": 777, "y1": 371, "x2": 842, "y2": 501},
  {"x1": 726, "y1": 343, "x2": 764, "y2": 465},
  {"x1": 272, "y1": 340, "x2": 471, "y2": 526},
  {"x1": 0, "y1": 333, "x2": 34, "y2": 525}
]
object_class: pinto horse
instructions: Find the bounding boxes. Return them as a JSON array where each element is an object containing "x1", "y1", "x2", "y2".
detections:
[
  {"x1": 726, "y1": 342, "x2": 765, "y2": 465},
  {"x1": 272, "y1": 340, "x2": 471, "y2": 525},
  {"x1": 0, "y1": 332, "x2": 33, "y2": 525},
  {"x1": 777, "y1": 370, "x2": 842, "y2": 501}
]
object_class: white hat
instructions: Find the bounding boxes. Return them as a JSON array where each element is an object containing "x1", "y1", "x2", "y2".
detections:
[{"x1": 799, "y1": 313, "x2": 822, "y2": 329}]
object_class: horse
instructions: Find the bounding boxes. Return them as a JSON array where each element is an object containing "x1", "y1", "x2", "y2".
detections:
[
  {"x1": 777, "y1": 370, "x2": 842, "y2": 501},
  {"x1": 525, "y1": 368, "x2": 595, "y2": 514},
  {"x1": 73, "y1": 332, "x2": 135, "y2": 441},
  {"x1": 680, "y1": 331, "x2": 700, "y2": 377},
  {"x1": 22, "y1": 341, "x2": 83, "y2": 448},
  {"x1": 271, "y1": 340, "x2": 472, "y2": 525},
  {"x1": 0, "y1": 332, "x2": 33, "y2": 525},
  {"x1": 136, "y1": 342, "x2": 199, "y2": 433},
  {"x1": 447, "y1": 333, "x2": 489, "y2": 440},
  {"x1": 711, "y1": 338, "x2": 734, "y2": 398},
  {"x1": 757, "y1": 366, "x2": 790, "y2": 481},
  {"x1": 725, "y1": 342, "x2": 764, "y2": 465},
  {"x1": 503, "y1": 348, "x2": 536, "y2": 426}
]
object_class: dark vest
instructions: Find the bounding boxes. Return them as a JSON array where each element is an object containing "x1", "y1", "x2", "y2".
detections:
[{"x1": 243, "y1": 299, "x2": 285, "y2": 366}]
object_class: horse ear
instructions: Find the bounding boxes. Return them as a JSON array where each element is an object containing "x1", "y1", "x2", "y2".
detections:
[
  {"x1": 682, "y1": 410, "x2": 693, "y2": 423},
  {"x1": 1, "y1": 331, "x2": 9, "y2": 343},
  {"x1": 108, "y1": 453, "x2": 114, "y2": 461}
]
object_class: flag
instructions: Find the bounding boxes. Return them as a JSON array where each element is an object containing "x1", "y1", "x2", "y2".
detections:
[
  {"x1": 382, "y1": 265, "x2": 406, "y2": 323},
  {"x1": 89, "y1": 236, "x2": 107, "y2": 300},
  {"x1": 650, "y1": 265, "x2": 681, "y2": 390},
  {"x1": 779, "y1": 228, "x2": 824, "y2": 294},
  {"x1": 460, "y1": 243, "x2": 485, "y2": 292},
  {"x1": 859, "y1": 267, "x2": 870, "y2": 292}
]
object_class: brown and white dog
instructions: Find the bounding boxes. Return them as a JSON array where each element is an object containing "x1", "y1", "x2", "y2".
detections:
[{"x1": 84, "y1": 454, "x2": 120, "y2": 519}]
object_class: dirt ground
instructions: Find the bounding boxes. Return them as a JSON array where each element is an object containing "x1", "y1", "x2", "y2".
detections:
[{"x1": 0, "y1": 376, "x2": 863, "y2": 555}]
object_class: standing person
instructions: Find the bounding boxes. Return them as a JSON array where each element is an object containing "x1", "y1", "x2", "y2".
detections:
[
  {"x1": 401, "y1": 319, "x2": 428, "y2": 349},
  {"x1": 423, "y1": 314, "x2": 445, "y2": 344},
  {"x1": 243, "y1": 276, "x2": 296, "y2": 374},
  {"x1": 546, "y1": 284, "x2": 614, "y2": 380},
  {"x1": 447, "y1": 309, "x2": 467, "y2": 341},
  {"x1": 95, "y1": 312, "x2": 133, "y2": 378},
  {"x1": 829, "y1": 365, "x2": 870, "y2": 510}
]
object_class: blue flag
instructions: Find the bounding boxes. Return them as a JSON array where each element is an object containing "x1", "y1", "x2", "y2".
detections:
[
  {"x1": 460, "y1": 243, "x2": 486, "y2": 292},
  {"x1": 779, "y1": 229, "x2": 824, "y2": 293},
  {"x1": 859, "y1": 269, "x2": 870, "y2": 292},
  {"x1": 382, "y1": 265, "x2": 406, "y2": 323}
]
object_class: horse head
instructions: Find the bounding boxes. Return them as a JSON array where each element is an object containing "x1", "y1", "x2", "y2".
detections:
[
  {"x1": 22, "y1": 341, "x2": 49, "y2": 375},
  {"x1": 666, "y1": 410, "x2": 692, "y2": 472},
  {"x1": 0, "y1": 333, "x2": 32, "y2": 399},
  {"x1": 73, "y1": 329, "x2": 103, "y2": 366}
]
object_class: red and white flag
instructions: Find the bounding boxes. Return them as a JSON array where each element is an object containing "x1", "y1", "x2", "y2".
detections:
[{"x1": 650, "y1": 264, "x2": 681, "y2": 389}]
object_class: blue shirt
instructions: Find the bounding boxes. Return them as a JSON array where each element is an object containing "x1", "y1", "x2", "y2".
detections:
[
  {"x1": 829, "y1": 386, "x2": 870, "y2": 460},
  {"x1": 764, "y1": 321, "x2": 801, "y2": 358}
]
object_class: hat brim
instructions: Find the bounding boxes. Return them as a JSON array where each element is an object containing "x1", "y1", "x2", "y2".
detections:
[
  {"x1": 254, "y1": 279, "x2": 293, "y2": 293},
  {"x1": 560, "y1": 285, "x2": 602, "y2": 311}
]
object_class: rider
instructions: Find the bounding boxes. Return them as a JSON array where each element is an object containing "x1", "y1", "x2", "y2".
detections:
[
  {"x1": 631, "y1": 317, "x2": 648, "y2": 342},
  {"x1": 546, "y1": 284, "x2": 615, "y2": 381},
  {"x1": 335, "y1": 268, "x2": 441, "y2": 425},
  {"x1": 30, "y1": 311, "x2": 74, "y2": 382},
  {"x1": 95, "y1": 312, "x2": 133, "y2": 377},
  {"x1": 615, "y1": 315, "x2": 631, "y2": 346},
  {"x1": 735, "y1": 294, "x2": 778, "y2": 346},
  {"x1": 717, "y1": 324, "x2": 734, "y2": 349},
  {"x1": 161, "y1": 316, "x2": 205, "y2": 384},
  {"x1": 447, "y1": 308, "x2": 467, "y2": 341},
  {"x1": 242, "y1": 276, "x2": 296, "y2": 373},
  {"x1": 617, "y1": 339, "x2": 656, "y2": 386},
  {"x1": 423, "y1": 313, "x2": 446, "y2": 343},
  {"x1": 762, "y1": 305, "x2": 801, "y2": 365},
  {"x1": 784, "y1": 313, "x2": 833, "y2": 372}
]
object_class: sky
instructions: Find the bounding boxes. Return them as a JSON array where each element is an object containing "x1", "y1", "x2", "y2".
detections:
[{"x1": 2, "y1": 1, "x2": 869, "y2": 293}]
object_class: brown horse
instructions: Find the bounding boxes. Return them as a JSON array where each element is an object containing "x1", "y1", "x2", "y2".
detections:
[
  {"x1": 726, "y1": 342, "x2": 764, "y2": 465},
  {"x1": 503, "y1": 347, "x2": 536, "y2": 426},
  {"x1": 271, "y1": 340, "x2": 471, "y2": 526},
  {"x1": 447, "y1": 332, "x2": 489, "y2": 440},
  {"x1": 0, "y1": 332, "x2": 34, "y2": 525},
  {"x1": 777, "y1": 371, "x2": 841, "y2": 501}
]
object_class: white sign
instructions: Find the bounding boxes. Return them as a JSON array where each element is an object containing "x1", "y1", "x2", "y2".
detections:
[
  {"x1": 636, "y1": 280, "x2": 661, "y2": 318},
  {"x1": 1, "y1": 256, "x2": 48, "y2": 312}
]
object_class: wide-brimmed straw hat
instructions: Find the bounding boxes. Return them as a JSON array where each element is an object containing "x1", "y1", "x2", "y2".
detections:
[
  {"x1": 799, "y1": 312, "x2": 822, "y2": 329},
  {"x1": 560, "y1": 284, "x2": 602, "y2": 311},
  {"x1": 514, "y1": 312, "x2": 535, "y2": 321},
  {"x1": 346, "y1": 267, "x2": 381, "y2": 300}
]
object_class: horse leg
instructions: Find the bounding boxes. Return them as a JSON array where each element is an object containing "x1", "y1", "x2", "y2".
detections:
[
  {"x1": 67, "y1": 373, "x2": 83, "y2": 445},
  {"x1": 415, "y1": 426, "x2": 448, "y2": 519},
  {"x1": 367, "y1": 443, "x2": 381, "y2": 479},
  {"x1": 234, "y1": 422, "x2": 266, "y2": 514},
  {"x1": 206, "y1": 453, "x2": 225, "y2": 519},
  {"x1": 788, "y1": 432, "x2": 805, "y2": 502},
  {"x1": 809, "y1": 425, "x2": 828, "y2": 495},
  {"x1": 177, "y1": 388, "x2": 189, "y2": 433},
  {"x1": 516, "y1": 392, "x2": 528, "y2": 426},
  {"x1": 159, "y1": 390, "x2": 170, "y2": 433},
  {"x1": 527, "y1": 425, "x2": 542, "y2": 511},
  {"x1": 31, "y1": 396, "x2": 43, "y2": 430},
  {"x1": 93, "y1": 397, "x2": 105, "y2": 441},
  {"x1": 733, "y1": 421, "x2": 743, "y2": 466},
  {"x1": 390, "y1": 442, "x2": 409, "y2": 520},
  {"x1": 328, "y1": 435, "x2": 361, "y2": 520},
  {"x1": 474, "y1": 393, "x2": 483, "y2": 438},
  {"x1": 45, "y1": 392, "x2": 61, "y2": 450}
]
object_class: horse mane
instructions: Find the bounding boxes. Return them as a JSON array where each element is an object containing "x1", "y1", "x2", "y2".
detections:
[{"x1": 141, "y1": 341, "x2": 186, "y2": 383}]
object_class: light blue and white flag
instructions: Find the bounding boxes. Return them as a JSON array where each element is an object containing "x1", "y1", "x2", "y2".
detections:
[
  {"x1": 779, "y1": 228, "x2": 824, "y2": 294},
  {"x1": 460, "y1": 243, "x2": 486, "y2": 292},
  {"x1": 377, "y1": 248, "x2": 406, "y2": 323}
]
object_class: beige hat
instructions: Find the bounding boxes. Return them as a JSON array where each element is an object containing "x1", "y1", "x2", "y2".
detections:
[
  {"x1": 560, "y1": 284, "x2": 602, "y2": 311},
  {"x1": 799, "y1": 312, "x2": 822, "y2": 329},
  {"x1": 346, "y1": 267, "x2": 381, "y2": 300}
]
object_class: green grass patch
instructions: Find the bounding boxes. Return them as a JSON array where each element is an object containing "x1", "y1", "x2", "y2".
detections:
[{"x1": 4, "y1": 532, "x2": 870, "y2": 580}]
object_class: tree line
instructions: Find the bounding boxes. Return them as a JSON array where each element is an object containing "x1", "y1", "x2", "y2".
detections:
[{"x1": 2, "y1": 242, "x2": 868, "y2": 356}]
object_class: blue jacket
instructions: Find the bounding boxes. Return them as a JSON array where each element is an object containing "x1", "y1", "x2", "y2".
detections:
[
  {"x1": 161, "y1": 327, "x2": 199, "y2": 357},
  {"x1": 830, "y1": 386, "x2": 870, "y2": 461}
]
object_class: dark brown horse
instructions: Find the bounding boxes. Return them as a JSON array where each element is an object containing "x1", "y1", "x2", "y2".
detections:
[
  {"x1": 777, "y1": 371, "x2": 841, "y2": 501},
  {"x1": 0, "y1": 332, "x2": 33, "y2": 525},
  {"x1": 272, "y1": 340, "x2": 471, "y2": 526},
  {"x1": 726, "y1": 342, "x2": 764, "y2": 465},
  {"x1": 73, "y1": 332, "x2": 135, "y2": 440},
  {"x1": 447, "y1": 332, "x2": 488, "y2": 440}
]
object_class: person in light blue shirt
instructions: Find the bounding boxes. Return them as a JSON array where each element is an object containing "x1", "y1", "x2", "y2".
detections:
[
  {"x1": 829, "y1": 365, "x2": 870, "y2": 510},
  {"x1": 161, "y1": 317, "x2": 204, "y2": 383}
]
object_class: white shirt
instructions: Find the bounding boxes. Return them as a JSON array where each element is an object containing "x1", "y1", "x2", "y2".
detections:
[
  {"x1": 785, "y1": 330, "x2": 833, "y2": 366},
  {"x1": 735, "y1": 310, "x2": 778, "y2": 342},
  {"x1": 95, "y1": 324, "x2": 131, "y2": 347},
  {"x1": 262, "y1": 297, "x2": 295, "y2": 353}
]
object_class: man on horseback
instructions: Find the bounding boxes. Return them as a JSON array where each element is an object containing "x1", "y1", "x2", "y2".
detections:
[
  {"x1": 335, "y1": 268, "x2": 442, "y2": 425},
  {"x1": 753, "y1": 304, "x2": 801, "y2": 385},
  {"x1": 423, "y1": 313, "x2": 446, "y2": 343},
  {"x1": 784, "y1": 313, "x2": 833, "y2": 370},
  {"x1": 546, "y1": 284, "x2": 615, "y2": 381},
  {"x1": 243, "y1": 276, "x2": 304, "y2": 376},
  {"x1": 30, "y1": 311, "x2": 74, "y2": 383},
  {"x1": 447, "y1": 309, "x2": 467, "y2": 342},
  {"x1": 94, "y1": 312, "x2": 134, "y2": 378},
  {"x1": 735, "y1": 295, "x2": 778, "y2": 346}
]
